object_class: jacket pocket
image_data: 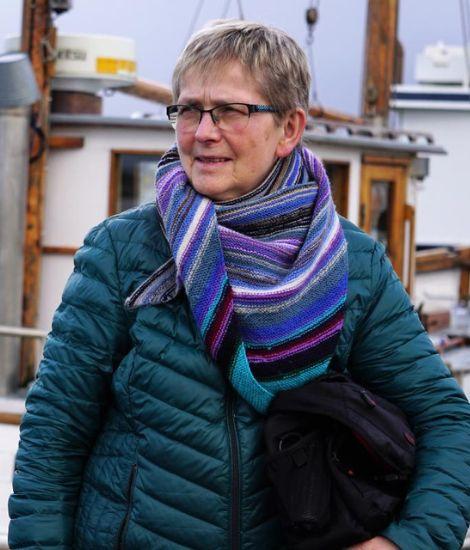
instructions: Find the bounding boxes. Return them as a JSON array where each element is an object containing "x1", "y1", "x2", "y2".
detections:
[{"x1": 115, "y1": 464, "x2": 138, "y2": 549}]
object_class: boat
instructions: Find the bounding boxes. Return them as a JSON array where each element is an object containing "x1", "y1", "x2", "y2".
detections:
[{"x1": 1, "y1": 1, "x2": 469, "y2": 546}]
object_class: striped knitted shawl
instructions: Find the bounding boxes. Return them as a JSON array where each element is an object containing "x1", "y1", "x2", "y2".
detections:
[{"x1": 155, "y1": 145, "x2": 348, "y2": 413}]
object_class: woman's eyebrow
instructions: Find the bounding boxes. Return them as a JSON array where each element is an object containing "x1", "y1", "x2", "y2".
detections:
[
  {"x1": 177, "y1": 95, "x2": 200, "y2": 105},
  {"x1": 177, "y1": 95, "x2": 241, "y2": 106}
]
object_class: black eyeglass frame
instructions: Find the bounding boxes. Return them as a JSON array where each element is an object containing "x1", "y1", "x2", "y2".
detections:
[{"x1": 166, "y1": 103, "x2": 279, "y2": 129}]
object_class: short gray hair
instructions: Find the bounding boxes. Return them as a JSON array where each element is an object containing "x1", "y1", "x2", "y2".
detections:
[{"x1": 172, "y1": 20, "x2": 311, "y2": 115}]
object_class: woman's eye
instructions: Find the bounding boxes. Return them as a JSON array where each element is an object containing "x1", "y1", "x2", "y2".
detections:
[
  {"x1": 178, "y1": 105, "x2": 194, "y2": 114},
  {"x1": 218, "y1": 105, "x2": 244, "y2": 115}
]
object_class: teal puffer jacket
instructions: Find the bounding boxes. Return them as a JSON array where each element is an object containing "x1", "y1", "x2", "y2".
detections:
[{"x1": 9, "y1": 203, "x2": 470, "y2": 549}]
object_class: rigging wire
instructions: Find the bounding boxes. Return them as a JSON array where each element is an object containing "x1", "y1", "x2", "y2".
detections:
[
  {"x1": 183, "y1": 0, "x2": 205, "y2": 47},
  {"x1": 459, "y1": 0, "x2": 470, "y2": 88},
  {"x1": 464, "y1": 0, "x2": 470, "y2": 38},
  {"x1": 305, "y1": 0, "x2": 321, "y2": 107},
  {"x1": 236, "y1": 0, "x2": 245, "y2": 20},
  {"x1": 465, "y1": 0, "x2": 470, "y2": 87},
  {"x1": 221, "y1": 0, "x2": 232, "y2": 18}
]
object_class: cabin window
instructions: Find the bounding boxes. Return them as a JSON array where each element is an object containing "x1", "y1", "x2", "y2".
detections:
[
  {"x1": 323, "y1": 161, "x2": 349, "y2": 217},
  {"x1": 370, "y1": 180, "x2": 392, "y2": 248},
  {"x1": 109, "y1": 151, "x2": 162, "y2": 215},
  {"x1": 360, "y1": 156, "x2": 411, "y2": 284}
]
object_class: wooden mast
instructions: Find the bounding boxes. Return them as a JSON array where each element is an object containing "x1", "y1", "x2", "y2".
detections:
[
  {"x1": 20, "y1": 0, "x2": 55, "y2": 384},
  {"x1": 361, "y1": 0, "x2": 400, "y2": 122}
]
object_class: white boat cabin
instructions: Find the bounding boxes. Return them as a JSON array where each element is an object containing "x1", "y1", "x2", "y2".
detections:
[{"x1": 40, "y1": 112, "x2": 444, "y2": 333}]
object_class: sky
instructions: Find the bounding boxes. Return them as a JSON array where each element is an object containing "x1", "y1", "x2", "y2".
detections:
[{"x1": 0, "y1": 0, "x2": 466, "y2": 117}]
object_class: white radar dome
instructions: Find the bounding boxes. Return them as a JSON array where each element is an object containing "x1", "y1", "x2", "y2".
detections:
[
  {"x1": 415, "y1": 41, "x2": 469, "y2": 86},
  {"x1": 4, "y1": 34, "x2": 137, "y2": 93}
]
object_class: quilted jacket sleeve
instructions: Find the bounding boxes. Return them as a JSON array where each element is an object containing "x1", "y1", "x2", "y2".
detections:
[
  {"x1": 8, "y1": 221, "x2": 131, "y2": 549},
  {"x1": 349, "y1": 242, "x2": 470, "y2": 550}
]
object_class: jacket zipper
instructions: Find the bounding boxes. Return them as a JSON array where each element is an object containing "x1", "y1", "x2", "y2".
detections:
[
  {"x1": 226, "y1": 387, "x2": 241, "y2": 550},
  {"x1": 116, "y1": 463, "x2": 138, "y2": 549}
]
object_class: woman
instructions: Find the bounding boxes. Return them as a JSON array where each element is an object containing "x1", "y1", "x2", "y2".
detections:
[{"x1": 9, "y1": 20, "x2": 470, "y2": 550}]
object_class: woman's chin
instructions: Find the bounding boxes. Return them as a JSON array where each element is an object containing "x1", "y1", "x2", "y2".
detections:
[{"x1": 191, "y1": 175, "x2": 237, "y2": 202}]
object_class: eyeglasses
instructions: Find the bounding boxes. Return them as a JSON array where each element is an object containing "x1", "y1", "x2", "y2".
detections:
[{"x1": 166, "y1": 103, "x2": 279, "y2": 133}]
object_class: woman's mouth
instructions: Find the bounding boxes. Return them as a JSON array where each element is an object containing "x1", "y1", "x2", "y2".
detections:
[{"x1": 195, "y1": 156, "x2": 231, "y2": 164}]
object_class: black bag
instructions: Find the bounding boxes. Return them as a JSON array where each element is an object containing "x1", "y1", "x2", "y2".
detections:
[{"x1": 264, "y1": 372, "x2": 416, "y2": 550}]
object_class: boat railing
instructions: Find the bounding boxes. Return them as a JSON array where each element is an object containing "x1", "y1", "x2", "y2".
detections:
[
  {"x1": 0, "y1": 326, "x2": 47, "y2": 340},
  {"x1": 0, "y1": 326, "x2": 48, "y2": 394}
]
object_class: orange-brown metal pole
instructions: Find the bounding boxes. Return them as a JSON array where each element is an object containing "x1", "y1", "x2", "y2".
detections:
[
  {"x1": 361, "y1": 0, "x2": 399, "y2": 122},
  {"x1": 20, "y1": 0, "x2": 55, "y2": 384}
]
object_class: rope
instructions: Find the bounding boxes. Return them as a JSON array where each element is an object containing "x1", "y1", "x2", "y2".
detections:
[
  {"x1": 236, "y1": 0, "x2": 245, "y2": 19},
  {"x1": 183, "y1": 0, "x2": 205, "y2": 47},
  {"x1": 305, "y1": 0, "x2": 321, "y2": 106},
  {"x1": 221, "y1": 0, "x2": 232, "y2": 18}
]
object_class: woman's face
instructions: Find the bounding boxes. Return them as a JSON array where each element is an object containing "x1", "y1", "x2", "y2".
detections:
[{"x1": 176, "y1": 61, "x2": 288, "y2": 202}]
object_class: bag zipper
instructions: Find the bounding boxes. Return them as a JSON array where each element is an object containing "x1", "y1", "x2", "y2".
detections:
[
  {"x1": 226, "y1": 387, "x2": 241, "y2": 550},
  {"x1": 116, "y1": 463, "x2": 138, "y2": 549}
]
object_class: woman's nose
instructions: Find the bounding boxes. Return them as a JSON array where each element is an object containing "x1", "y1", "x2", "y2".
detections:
[{"x1": 195, "y1": 111, "x2": 220, "y2": 141}]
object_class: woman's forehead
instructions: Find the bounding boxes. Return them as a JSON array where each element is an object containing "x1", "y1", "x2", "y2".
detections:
[{"x1": 177, "y1": 60, "x2": 266, "y2": 104}]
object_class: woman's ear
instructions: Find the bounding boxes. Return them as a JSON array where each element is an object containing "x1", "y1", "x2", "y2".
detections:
[{"x1": 276, "y1": 108, "x2": 307, "y2": 158}]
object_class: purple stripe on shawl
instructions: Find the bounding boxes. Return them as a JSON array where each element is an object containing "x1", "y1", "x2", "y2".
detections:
[
  {"x1": 205, "y1": 282, "x2": 234, "y2": 355},
  {"x1": 251, "y1": 334, "x2": 339, "y2": 380},
  {"x1": 237, "y1": 273, "x2": 348, "y2": 343},
  {"x1": 194, "y1": 261, "x2": 228, "y2": 327},
  {"x1": 178, "y1": 203, "x2": 215, "y2": 273},
  {"x1": 156, "y1": 167, "x2": 187, "y2": 213},
  {"x1": 232, "y1": 229, "x2": 345, "y2": 302},
  {"x1": 247, "y1": 315, "x2": 344, "y2": 363},
  {"x1": 220, "y1": 231, "x2": 298, "y2": 266}
]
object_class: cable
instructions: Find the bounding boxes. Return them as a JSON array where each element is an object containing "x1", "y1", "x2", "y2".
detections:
[
  {"x1": 221, "y1": 0, "x2": 231, "y2": 18},
  {"x1": 465, "y1": 0, "x2": 470, "y2": 81},
  {"x1": 183, "y1": 0, "x2": 205, "y2": 47},
  {"x1": 460, "y1": 0, "x2": 470, "y2": 88},
  {"x1": 305, "y1": 0, "x2": 321, "y2": 107},
  {"x1": 464, "y1": 0, "x2": 470, "y2": 39},
  {"x1": 29, "y1": 112, "x2": 46, "y2": 163},
  {"x1": 460, "y1": 0, "x2": 470, "y2": 77},
  {"x1": 306, "y1": 38, "x2": 319, "y2": 105},
  {"x1": 236, "y1": 0, "x2": 245, "y2": 20}
]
